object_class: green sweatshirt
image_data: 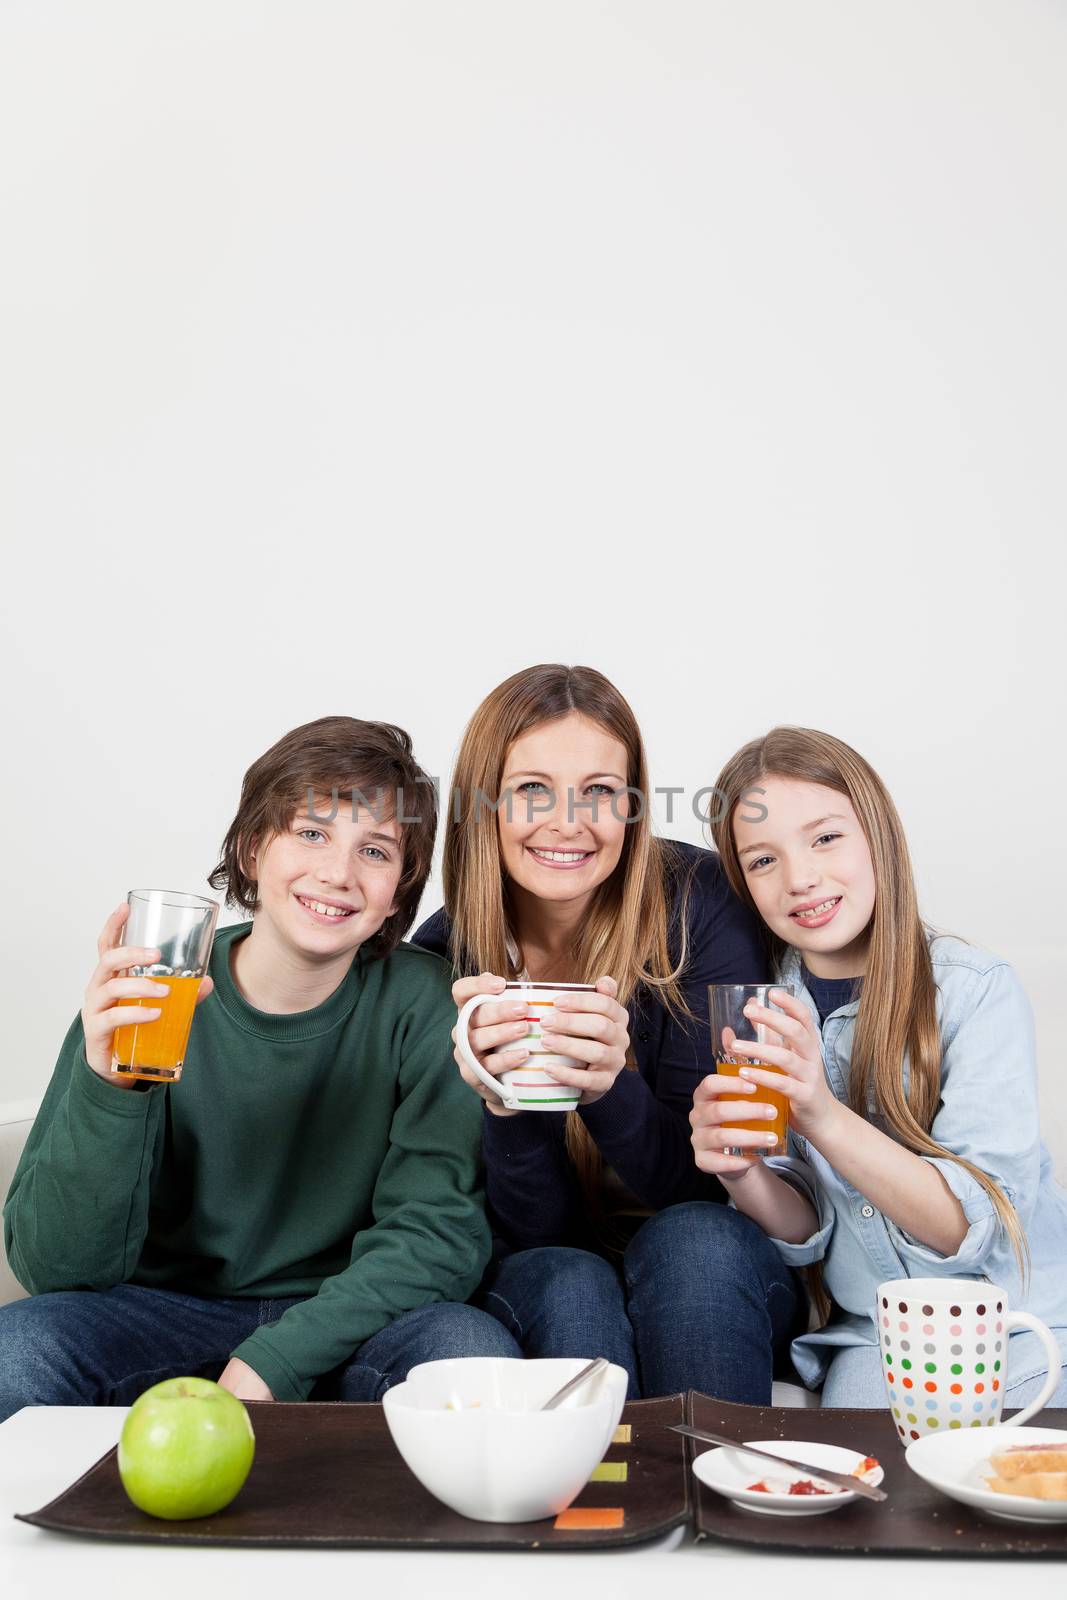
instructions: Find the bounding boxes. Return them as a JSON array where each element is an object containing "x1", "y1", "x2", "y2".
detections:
[{"x1": 3, "y1": 924, "x2": 490, "y2": 1401}]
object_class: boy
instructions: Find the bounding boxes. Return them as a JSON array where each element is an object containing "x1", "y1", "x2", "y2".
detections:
[{"x1": 0, "y1": 717, "x2": 516, "y2": 1418}]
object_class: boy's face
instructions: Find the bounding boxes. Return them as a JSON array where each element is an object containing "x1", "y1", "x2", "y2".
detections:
[{"x1": 248, "y1": 796, "x2": 404, "y2": 962}]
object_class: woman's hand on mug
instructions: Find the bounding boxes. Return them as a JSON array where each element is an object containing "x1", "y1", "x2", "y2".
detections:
[
  {"x1": 690, "y1": 1073, "x2": 780, "y2": 1178},
  {"x1": 535, "y1": 977, "x2": 630, "y2": 1106},
  {"x1": 449, "y1": 972, "x2": 529, "y2": 1116},
  {"x1": 724, "y1": 988, "x2": 836, "y2": 1144},
  {"x1": 82, "y1": 904, "x2": 215, "y2": 1086}
]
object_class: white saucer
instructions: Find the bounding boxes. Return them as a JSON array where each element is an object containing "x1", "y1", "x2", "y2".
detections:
[
  {"x1": 691, "y1": 1438, "x2": 884, "y2": 1517},
  {"x1": 906, "y1": 1424, "x2": 1067, "y2": 1525}
]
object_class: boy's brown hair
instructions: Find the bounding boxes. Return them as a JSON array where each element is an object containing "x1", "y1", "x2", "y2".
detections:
[{"x1": 208, "y1": 716, "x2": 437, "y2": 959}]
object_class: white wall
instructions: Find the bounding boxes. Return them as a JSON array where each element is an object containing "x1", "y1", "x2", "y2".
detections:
[{"x1": 1, "y1": 2, "x2": 1064, "y2": 1147}]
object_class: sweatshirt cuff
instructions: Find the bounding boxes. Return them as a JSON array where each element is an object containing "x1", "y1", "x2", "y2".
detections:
[
  {"x1": 71, "y1": 1047, "x2": 165, "y2": 1118},
  {"x1": 229, "y1": 1331, "x2": 310, "y2": 1403}
]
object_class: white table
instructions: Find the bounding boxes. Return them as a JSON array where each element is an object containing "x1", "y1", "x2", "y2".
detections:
[{"x1": 2, "y1": 1407, "x2": 1064, "y2": 1600}]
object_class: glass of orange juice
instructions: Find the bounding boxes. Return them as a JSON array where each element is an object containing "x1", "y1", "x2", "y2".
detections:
[
  {"x1": 111, "y1": 890, "x2": 219, "y2": 1083},
  {"x1": 707, "y1": 983, "x2": 794, "y2": 1157}
]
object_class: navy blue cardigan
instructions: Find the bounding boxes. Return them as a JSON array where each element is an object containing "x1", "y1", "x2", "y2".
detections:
[{"x1": 411, "y1": 841, "x2": 768, "y2": 1252}]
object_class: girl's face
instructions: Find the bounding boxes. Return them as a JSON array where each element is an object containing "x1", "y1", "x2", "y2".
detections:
[
  {"x1": 497, "y1": 712, "x2": 631, "y2": 912},
  {"x1": 249, "y1": 800, "x2": 403, "y2": 964},
  {"x1": 732, "y1": 776, "x2": 877, "y2": 978}
]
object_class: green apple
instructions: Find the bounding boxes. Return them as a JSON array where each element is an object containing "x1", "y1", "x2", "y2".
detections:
[{"x1": 118, "y1": 1376, "x2": 256, "y2": 1520}]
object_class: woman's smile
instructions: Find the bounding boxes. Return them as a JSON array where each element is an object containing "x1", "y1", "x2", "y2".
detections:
[{"x1": 525, "y1": 846, "x2": 595, "y2": 871}]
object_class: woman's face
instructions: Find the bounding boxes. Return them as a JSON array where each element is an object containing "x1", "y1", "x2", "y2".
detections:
[
  {"x1": 731, "y1": 775, "x2": 877, "y2": 978},
  {"x1": 497, "y1": 712, "x2": 631, "y2": 911}
]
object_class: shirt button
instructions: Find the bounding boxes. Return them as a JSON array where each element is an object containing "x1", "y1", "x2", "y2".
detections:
[{"x1": 860, "y1": 1204, "x2": 875, "y2": 1219}]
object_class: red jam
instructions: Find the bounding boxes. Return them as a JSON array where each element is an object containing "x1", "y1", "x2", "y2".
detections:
[{"x1": 745, "y1": 1478, "x2": 832, "y2": 1496}]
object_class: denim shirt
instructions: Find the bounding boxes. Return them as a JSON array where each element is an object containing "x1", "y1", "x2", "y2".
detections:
[{"x1": 764, "y1": 937, "x2": 1067, "y2": 1389}]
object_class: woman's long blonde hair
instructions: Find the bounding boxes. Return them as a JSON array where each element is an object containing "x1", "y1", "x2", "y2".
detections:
[
  {"x1": 710, "y1": 726, "x2": 1028, "y2": 1281},
  {"x1": 444, "y1": 664, "x2": 693, "y2": 1209}
]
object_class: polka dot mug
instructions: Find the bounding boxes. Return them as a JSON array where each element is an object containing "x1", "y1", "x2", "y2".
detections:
[{"x1": 877, "y1": 1277, "x2": 1060, "y2": 1445}]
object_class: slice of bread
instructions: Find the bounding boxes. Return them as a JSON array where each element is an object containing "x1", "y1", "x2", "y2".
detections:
[
  {"x1": 989, "y1": 1444, "x2": 1067, "y2": 1480},
  {"x1": 985, "y1": 1470, "x2": 1067, "y2": 1502}
]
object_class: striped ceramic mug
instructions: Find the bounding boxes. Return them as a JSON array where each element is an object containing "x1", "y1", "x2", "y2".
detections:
[
  {"x1": 455, "y1": 981, "x2": 594, "y2": 1111},
  {"x1": 877, "y1": 1277, "x2": 1060, "y2": 1444}
]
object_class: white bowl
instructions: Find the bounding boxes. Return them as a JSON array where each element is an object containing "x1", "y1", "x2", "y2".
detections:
[
  {"x1": 691, "y1": 1438, "x2": 885, "y2": 1517},
  {"x1": 382, "y1": 1357, "x2": 628, "y2": 1523}
]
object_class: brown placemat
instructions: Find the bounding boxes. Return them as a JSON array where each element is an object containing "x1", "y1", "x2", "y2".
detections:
[
  {"x1": 16, "y1": 1396, "x2": 689, "y2": 1551},
  {"x1": 688, "y1": 1396, "x2": 1067, "y2": 1558}
]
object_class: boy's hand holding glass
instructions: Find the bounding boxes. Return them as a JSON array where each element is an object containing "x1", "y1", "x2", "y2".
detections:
[
  {"x1": 82, "y1": 903, "x2": 215, "y2": 1088},
  {"x1": 727, "y1": 988, "x2": 837, "y2": 1145}
]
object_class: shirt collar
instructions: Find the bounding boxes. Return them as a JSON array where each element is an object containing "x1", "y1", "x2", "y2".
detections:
[{"x1": 778, "y1": 946, "x2": 863, "y2": 1021}]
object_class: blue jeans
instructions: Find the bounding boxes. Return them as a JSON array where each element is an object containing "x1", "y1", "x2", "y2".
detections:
[
  {"x1": 478, "y1": 1202, "x2": 803, "y2": 1401},
  {"x1": 0, "y1": 1284, "x2": 520, "y2": 1422}
]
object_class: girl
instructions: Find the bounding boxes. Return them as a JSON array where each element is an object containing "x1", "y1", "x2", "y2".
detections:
[
  {"x1": 691, "y1": 725, "x2": 1067, "y2": 1406},
  {"x1": 412, "y1": 664, "x2": 804, "y2": 1400}
]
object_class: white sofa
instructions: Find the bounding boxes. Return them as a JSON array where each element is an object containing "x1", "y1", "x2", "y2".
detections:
[{"x1": 0, "y1": 1100, "x2": 37, "y2": 1308}]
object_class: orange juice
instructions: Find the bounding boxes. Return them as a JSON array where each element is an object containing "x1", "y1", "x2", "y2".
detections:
[
  {"x1": 112, "y1": 975, "x2": 201, "y2": 1082},
  {"x1": 715, "y1": 1058, "x2": 788, "y2": 1156}
]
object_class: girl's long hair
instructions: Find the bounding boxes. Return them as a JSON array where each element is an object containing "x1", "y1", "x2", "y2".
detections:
[
  {"x1": 710, "y1": 726, "x2": 1028, "y2": 1284},
  {"x1": 444, "y1": 663, "x2": 692, "y2": 1210}
]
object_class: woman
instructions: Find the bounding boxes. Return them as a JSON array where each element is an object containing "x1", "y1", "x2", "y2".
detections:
[{"x1": 412, "y1": 664, "x2": 804, "y2": 1400}]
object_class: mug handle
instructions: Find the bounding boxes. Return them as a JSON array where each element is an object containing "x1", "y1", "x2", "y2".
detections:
[
  {"x1": 1001, "y1": 1311, "x2": 1062, "y2": 1426},
  {"x1": 455, "y1": 992, "x2": 520, "y2": 1104}
]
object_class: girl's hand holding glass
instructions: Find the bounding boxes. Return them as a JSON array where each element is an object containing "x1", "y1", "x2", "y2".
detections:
[
  {"x1": 727, "y1": 988, "x2": 838, "y2": 1144},
  {"x1": 690, "y1": 1072, "x2": 783, "y2": 1176}
]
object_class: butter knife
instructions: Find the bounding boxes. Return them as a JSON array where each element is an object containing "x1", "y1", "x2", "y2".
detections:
[{"x1": 666, "y1": 1422, "x2": 887, "y2": 1502}]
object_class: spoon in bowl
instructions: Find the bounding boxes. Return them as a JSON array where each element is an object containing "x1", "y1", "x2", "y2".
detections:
[{"x1": 541, "y1": 1357, "x2": 610, "y2": 1411}]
